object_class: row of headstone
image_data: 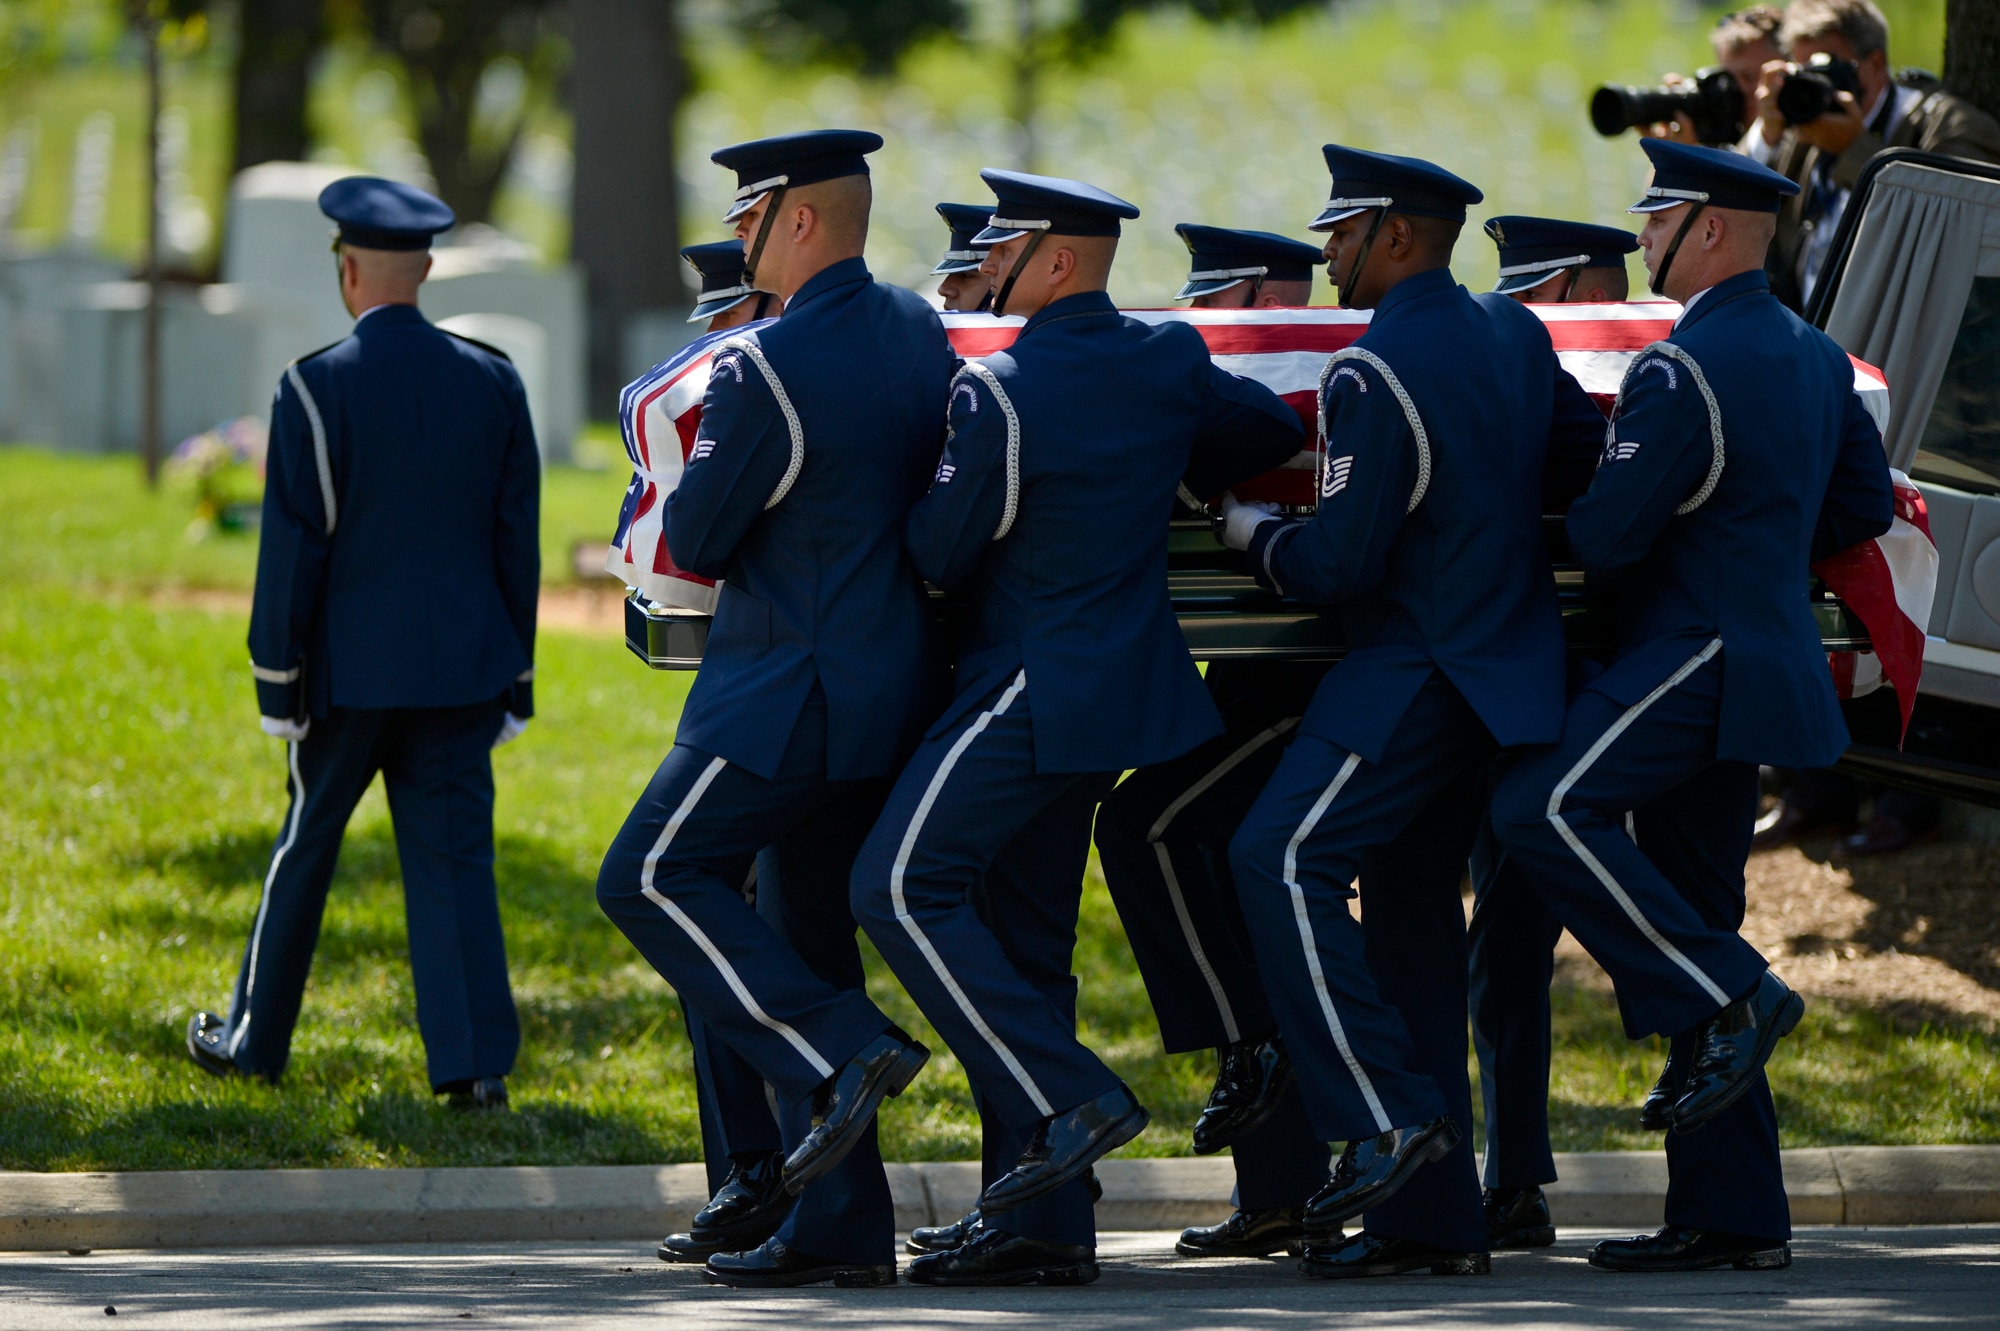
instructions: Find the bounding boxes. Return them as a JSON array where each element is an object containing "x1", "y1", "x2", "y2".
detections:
[{"x1": 0, "y1": 158, "x2": 583, "y2": 461}]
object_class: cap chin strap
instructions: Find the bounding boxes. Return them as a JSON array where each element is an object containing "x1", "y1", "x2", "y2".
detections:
[
  {"x1": 1336, "y1": 208, "x2": 1390, "y2": 307},
  {"x1": 751, "y1": 292, "x2": 773, "y2": 320},
  {"x1": 1649, "y1": 202, "x2": 1706, "y2": 299},
  {"x1": 1559, "y1": 268, "x2": 1580, "y2": 304},
  {"x1": 976, "y1": 286, "x2": 994, "y2": 313},
  {"x1": 992, "y1": 230, "x2": 1049, "y2": 319},
  {"x1": 742, "y1": 185, "x2": 788, "y2": 288}
]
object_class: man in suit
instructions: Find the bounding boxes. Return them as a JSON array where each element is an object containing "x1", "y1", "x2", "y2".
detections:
[
  {"x1": 595, "y1": 130, "x2": 953, "y2": 1290},
  {"x1": 850, "y1": 170, "x2": 1303, "y2": 1286},
  {"x1": 186, "y1": 177, "x2": 539, "y2": 1111},
  {"x1": 1744, "y1": 0, "x2": 2000, "y2": 311},
  {"x1": 1489, "y1": 139, "x2": 1894, "y2": 1273}
]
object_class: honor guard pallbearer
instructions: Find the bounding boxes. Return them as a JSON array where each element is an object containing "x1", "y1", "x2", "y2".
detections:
[
  {"x1": 1468, "y1": 213, "x2": 1641, "y2": 1249},
  {"x1": 933, "y1": 202, "x2": 996, "y2": 311},
  {"x1": 594, "y1": 129, "x2": 954, "y2": 1289},
  {"x1": 849, "y1": 170, "x2": 1302, "y2": 1286},
  {"x1": 1094, "y1": 222, "x2": 1334, "y2": 1262},
  {"x1": 186, "y1": 177, "x2": 539, "y2": 1109},
  {"x1": 1489, "y1": 139, "x2": 1894, "y2": 1273},
  {"x1": 1220, "y1": 145, "x2": 1604, "y2": 1279},
  {"x1": 636, "y1": 238, "x2": 792, "y2": 1266}
]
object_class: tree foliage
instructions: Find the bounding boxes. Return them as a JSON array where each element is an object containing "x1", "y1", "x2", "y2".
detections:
[{"x1": 731, "y1": 0, "x2": 968, "y2": 78}]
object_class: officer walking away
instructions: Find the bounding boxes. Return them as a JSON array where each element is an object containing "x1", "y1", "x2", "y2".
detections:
[
  {"x1": 934, "y1": 202, "x2": 995, "y2": 311},
  {"x1": 1467, "y1": 214, "x2": 1637, "y2": 1251},
  {"x1": 1220, "y1": 147, "x2": 1590, "y2": 1280},
  {"x1": 1488, "y1": 139, "x2": 1893, "y2": 1273},
  {"x1": 186, "y1": 178, "x2": 539, "y2": 1111},
  {"x1": 850, "y1": 171, "x2": 1303, "y2": 1286},
  {"x1": 1094, "y1": 222, "x2": 1333, "y2": 1262},
  {"x1": 594, "y1": 130, "x2": 952, "y2": 1290}
]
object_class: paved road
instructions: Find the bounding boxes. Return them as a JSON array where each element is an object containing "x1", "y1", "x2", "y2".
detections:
[{"x1": 3, "y1": 1228, "x2": 1996, "y2": 1329}]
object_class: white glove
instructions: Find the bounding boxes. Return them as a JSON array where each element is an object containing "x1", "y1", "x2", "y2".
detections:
[
  {"x1": 493, "y1": 713, "x2": 529, "y2": 748},
  {"x1": 260, "y1": 716, "x2": 310, "y2": 742},
  {"x1": 1218, "y1": 493, "x2": 1283, "y2": 552}
]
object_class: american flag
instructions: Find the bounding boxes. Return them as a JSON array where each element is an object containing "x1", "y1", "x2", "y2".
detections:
[
  {"x1": 606, "y1": 320, "x2": 774, "y2": 612},
  {"x1": 610, "y1": 304, "x2": 1922, "y2": 731}
]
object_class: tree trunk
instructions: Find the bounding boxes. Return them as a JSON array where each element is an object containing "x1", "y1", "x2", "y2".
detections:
[
  {"x1": 1945, "y1": 0, "x2": 2000, "y2": 124},
  {"x1": 231, "y1": 0, "x2": 321, "y2": 174},
  {"x1": 570, "y1": 0, "x2": 687, "y2": 414}
]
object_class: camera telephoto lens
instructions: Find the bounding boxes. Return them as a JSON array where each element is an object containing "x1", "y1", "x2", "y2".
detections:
[
  {"x1": 1589, "y1": 68, "x2": 1746, "y2": 145},
  {"x1": 1776, "y1": 52, "x2": 1863, "y2": 125}
]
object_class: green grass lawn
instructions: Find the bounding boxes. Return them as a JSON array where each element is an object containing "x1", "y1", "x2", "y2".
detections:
[{"x1": 1, "y1": 444, "x2": 1995, "y2": 1172}]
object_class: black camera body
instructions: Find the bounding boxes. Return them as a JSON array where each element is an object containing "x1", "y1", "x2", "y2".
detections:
[
  {"x1": 1776, "y1": 53, "x2": 1864, "y2": 125},
  {"x1": 1591, "y1": 68, "x2": 1746, "y2": 146}
]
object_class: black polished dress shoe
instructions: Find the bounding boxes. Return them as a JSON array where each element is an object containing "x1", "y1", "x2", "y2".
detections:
[
  {"x1": 980, "y1": 1084, "x2": 1149, "y2": 1214},
  {"x1": 1672, "y1": 970, "x2": 1804, "y2": 1133},
  {"x1": 906, "y1": 1165, "x2": 1104, "y2": 1256},
  {"x1": 1301, "y1": 1117, "x2": 1459, "y2": 1231},
  {"x1": 1637, "y1": 1050, "x2": 1681, "y2": 1131},
  {"x1": 1838, "y1": 813, "x2": 1934, "y2": 857},
  {"x1": 1176, "y1": 1205, "x2": 1309, "y2": 1258},
  {"x1": 701, "y1": 1236, "x2": 896, "y2": 1288},
  {"x1": 905, "y1": 1226, "x2": 1097, "y2": 1286},
  {"x1": 659, "y1": 1152, "x2": 792, "y2": 1263},
  {"x1": 1299, "y1": 1229, "x2": 1489, "y2": 1278},
  {"x1": 1749, "y1": 799, "x2": 1835, "y2": 852},
  {"x1": 1482, "y1": 1186, "x2": 1556, "y2": 1249},
  {"x1": 1587, "y1": 1226, "x2": 1791, "y2": 1272},
  {"x1": 906, "y1": 1207, "x2": 980, "y2": 1256},
  {"x1": 1191, "y1": 1035, "x2": 1293, "y2": 1155},
  {"x1": 185, "y1": 1011, "x2": 240, "y2": 1078},
  {"x1": 441, "y1": 1076, "x2": 508, "y2": 1112},
  {"x1": 782, "y1": 1027, "x2": 929, "y2": 1195}
]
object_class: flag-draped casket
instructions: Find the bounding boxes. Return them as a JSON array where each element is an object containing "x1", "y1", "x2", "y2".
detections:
[{"x1": 608, "y1": 303, "x2": 1925, "y2": 724}]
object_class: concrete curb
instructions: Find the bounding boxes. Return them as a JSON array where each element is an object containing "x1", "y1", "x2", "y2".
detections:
[{"x1": 4, "y1": 1148, "x2": 1998, "y2": 1251}]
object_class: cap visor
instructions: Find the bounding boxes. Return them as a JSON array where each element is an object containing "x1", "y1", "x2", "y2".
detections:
[
  {"x1": 971, "y1": 223, "x2": 1030, "y2": 245},
  {"x1": 1175, "y1": 276, "x2": 1249, "y2": 300},
  {"x1": 931, "y1": 258, "x2": 985, "y2": 275},
  {"x1": 1308, "y1": 204, "x2": 1370, "y2": 231},
  {"x1": 721, "y1": 192, "x2": 769, "y2": 224},
  {"x1": 1493, "y1": 271, "x2": 1560, "y2": 295},
  {"x1": 689, "y1": 293, "x2": 754, "y2": 322},
  {"x1": 1627, "y1": 197, "x2": 1684, "y2": 214}
]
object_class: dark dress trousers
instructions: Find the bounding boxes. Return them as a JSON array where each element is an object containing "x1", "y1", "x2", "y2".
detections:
[
  {"x1": 595, "y1": 258, "x2": 953, "y2": 1267},
  {"x1": 227, "y1": 303, "x2": 539, "y2": 1089},
  {"x1": 1229, "y1": 267, "x2": 1596, "y2": 1253},
  {"x1": 851, "y1": 290, "x2": 1301, "y2": 1148}
]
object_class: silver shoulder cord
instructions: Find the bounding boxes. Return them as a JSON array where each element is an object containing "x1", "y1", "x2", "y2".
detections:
[
  {"x1": 953, "y1": 361, "x2": 1023, "y2": 541},
  {"x1": 1612, "y1": 340, "x2": 1725, "y2": 515},
  {"x1": 715, "y1": 334, "x2": 806, "y2": 510},
  {"x1": 1317, "y1": 347, "x2": 1431, "y2": 514},
  {"x1": 284, "y1": 362, "x2": 338, "y2": 536}
]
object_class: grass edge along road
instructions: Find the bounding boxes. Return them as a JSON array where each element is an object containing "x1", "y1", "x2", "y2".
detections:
[{"x1": 0, "y1": 445, "x2": 1996, "y2": 1171}]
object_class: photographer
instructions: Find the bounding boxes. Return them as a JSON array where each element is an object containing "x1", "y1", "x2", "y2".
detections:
[
  {"x1": 1744, "y1": 0, "x2": 2000, "y2": 310},
  {"x1": 1651, "y1": 7, "x2": 1784, "y2": 144}
]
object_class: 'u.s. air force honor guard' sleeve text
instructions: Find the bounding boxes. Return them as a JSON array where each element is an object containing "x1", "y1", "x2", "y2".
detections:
[
  {"x1": 1564, "y1": 349, "x2": 1721, "y2": 581},
  {"x1": 1812, "y1": 387, "x2": 1894, "y2": 562},
  {"x1": 247, "y1": 371, "x2": 332, "y2": 722},
  {"x1": 1245, "y1": 357, "x2": 1418, "y2": 604},
  {"x1": 907, "y1": 367, "x2": 1013, "y2": 590},
  {"x1": 664, "y1": 341, "x2": 796, "y2": 580}
]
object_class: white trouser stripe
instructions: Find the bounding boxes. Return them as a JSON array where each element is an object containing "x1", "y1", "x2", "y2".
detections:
[
  {"x1": 1279, "y1": 750, "x2": 1392, "y2": 1133},
  {"x1": 638, "y1": 755, "x2": 836, "y2": 1080},
  {"x1": 889, "y1": 670, "x2": 1055, "y2": 1117},
  {"x1": 1545, "y1": 638, "x2": 1732, "y2": 1008},
  {"x1": 1147, "y1": 717, "x2": 1301, "y2": 1044},
  {"x1": 233, "y1": 739, "x2": 307, "y2": 1058}
]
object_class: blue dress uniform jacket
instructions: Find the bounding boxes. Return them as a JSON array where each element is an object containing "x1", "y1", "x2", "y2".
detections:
[
  {"x1": 666, "y1": 257, "x2": 953, "y2": 781},
  {"x1": 908, "y1": 290, "x2": 1302, "y2": 773},
  {"x1": 1244, "y1": 267, "x2": 1571, "y2": 762},
  {"x1": 249, "y1": 305, "x2": 540, "y2": 720},
  {"x1": 1566, "y1": 268, "x2": 1894, "y2": 768}
]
